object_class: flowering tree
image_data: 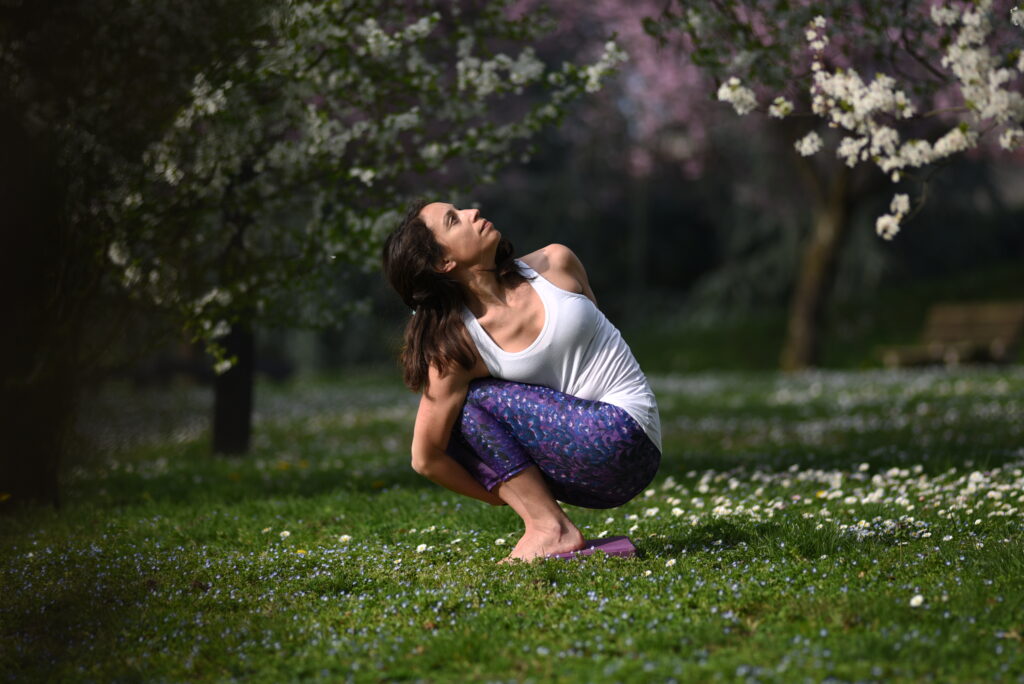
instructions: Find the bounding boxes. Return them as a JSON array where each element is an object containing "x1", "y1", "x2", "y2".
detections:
[
  {"x1": 1, "y1": 0, "x2": 624, "y2": 503},
  {"x1": 106, "y1": 0, "x2": 625, "y2": 453},
  {"x1": 647, "y1": 0, "x2": 1024, "y2": 368},
  {"x1": 1, "y1": 0, "x2": 277, "y2": 507}
]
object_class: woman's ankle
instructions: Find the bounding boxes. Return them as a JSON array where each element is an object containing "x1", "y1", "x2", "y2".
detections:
[{"x1": 524, "y1": 516, "x2": 578, "y2": 537}]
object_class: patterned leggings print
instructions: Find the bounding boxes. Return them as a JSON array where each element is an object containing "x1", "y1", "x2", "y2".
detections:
[{"x1": 445, "y1": 378, "x2": 661, "y2": 509}]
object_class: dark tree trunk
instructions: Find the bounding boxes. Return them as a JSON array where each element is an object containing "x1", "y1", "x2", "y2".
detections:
[
  {"x1": 780, "y1": 164, "x2": 852, "y2": 371},
  {"x1": 212, "y1": 323, "x2": 254, "y2": 455},
  {"x1": 0, "y1": 112, "x2": 70, "y2": 511}
]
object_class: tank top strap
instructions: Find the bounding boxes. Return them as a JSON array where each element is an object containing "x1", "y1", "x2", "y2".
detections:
[{"x1": 515, "y1": 258, "x2": 558, "y2": 299}]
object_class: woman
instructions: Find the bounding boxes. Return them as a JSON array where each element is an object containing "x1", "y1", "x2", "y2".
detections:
[{"x1": 381, "y1": 200, "x2": 662, "y2": 563}]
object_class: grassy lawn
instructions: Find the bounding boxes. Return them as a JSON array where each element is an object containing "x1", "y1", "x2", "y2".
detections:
[{"x1": 2, "y1": 366, "x2": 1023, "y2": 681}]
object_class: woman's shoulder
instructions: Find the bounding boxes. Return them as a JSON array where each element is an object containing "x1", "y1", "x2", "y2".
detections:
[
  {"x1": 519, "y1": 243, "x2": 578, "y2": 272},
  {"x1": 519, "y1": 244, "x2": 595, "y2": 302}
]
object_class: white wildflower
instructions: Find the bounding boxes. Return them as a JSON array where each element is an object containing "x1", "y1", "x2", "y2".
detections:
[
  {"x1": 909, "y1": 594, "x2": 924, "y2": 607},
  {"x1": 338, "y1": 534, "x2": 352, "y2": 543},
  {"x1": 279, "y1": 530, "x2": 291, "y2": 539},
  {"x1": 495, "y1": 537, "x2": 506, "y2": 546},
  {"x1": 665, "y1": 558, "x2": 677, "y2": 567},
  {"x1": 416, "y1": 543, "x2": 427, "y2": 553}
]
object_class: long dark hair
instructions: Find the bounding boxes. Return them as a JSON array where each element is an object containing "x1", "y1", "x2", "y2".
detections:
[{"x1": 381, "y1": 199, "x2": 529, "y2": 392}]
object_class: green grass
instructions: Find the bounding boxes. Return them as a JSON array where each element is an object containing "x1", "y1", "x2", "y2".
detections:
[{"x1": 3, "y1": 367, "x2": 1024, "y2": 681}]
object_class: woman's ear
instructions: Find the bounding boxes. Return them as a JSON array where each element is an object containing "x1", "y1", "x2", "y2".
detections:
[{"x1": 435, "y1": 257, "x2": 455, "y2": 274}]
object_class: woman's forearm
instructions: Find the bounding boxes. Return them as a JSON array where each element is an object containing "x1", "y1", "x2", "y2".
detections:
[{"x1": 413, "y1": 451, "x2": 506, "y2": 506}]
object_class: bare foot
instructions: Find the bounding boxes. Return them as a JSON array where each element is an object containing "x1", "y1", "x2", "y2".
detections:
[{"x1": 498, "y1": 523, "x2": 586, "y2": 564}]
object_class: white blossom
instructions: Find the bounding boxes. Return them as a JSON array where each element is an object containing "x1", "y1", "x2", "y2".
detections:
[
  {"x1": 769, "y1": 96, "x2": 794, "y2": 118},
  {"x1": 583, "y1": 41, "x2": 628, "y2": 93},
  {"x1": 870, "y1": 126, "x2": 901, "y2": 159},
  {"x1": 890, "y1": 193, "x2": 910, "y2": 216},
  {"x1": 875, "y1": 213, "x2": 901, "y2": 240},
  {"x1": 933, "y1": 126, "x2": 977, "y2": 158},
  {"x1": 107, "y1": 242, "x2": 129, "y2": 267},
  {"x1": 999, "y1": 127, "x2": 1024, "y2": 150},
  {"x1": 349, "y1": 167, "x2": 376, "y2": 186},
  {"x1": 717, "y1": 76, "x2": 758, "y2": 115},
  {"x1": 931, "y1": 5, "x2": 960, "y2": 26},
  {"x1": 795, "y1": 131, "x2": 823, "y2": 156},
  {"x1": 837, "y1": 136, "x2": 868, "y2": 167}
]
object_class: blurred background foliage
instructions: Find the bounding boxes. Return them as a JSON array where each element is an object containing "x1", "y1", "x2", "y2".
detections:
[
  {"x1": 3, "y1": 1, "x2": 1022, "y2": 508},
  {"x1": 104, "y1": 1, "x2": 1024, "y2": 382}
]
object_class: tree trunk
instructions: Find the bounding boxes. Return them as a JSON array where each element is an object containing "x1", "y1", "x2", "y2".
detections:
[
  {"x1": 779, "y1": 165, "x2": 851, "y2": 371},
  {"x1": 212, "y1": 323, "x2": 254, "y2": 455},
  {"x1": 0, "y1": 112, "x2": 70, "y2": 510}
]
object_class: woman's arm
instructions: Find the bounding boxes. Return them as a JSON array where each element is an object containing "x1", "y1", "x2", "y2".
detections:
[{"x1": 410, "y1": 361, "x2": 506, "y2": 506}]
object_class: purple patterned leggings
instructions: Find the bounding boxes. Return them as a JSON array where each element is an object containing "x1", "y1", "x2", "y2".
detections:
[{"x1": 445, "y1": 378, "x2": 661, "y2": 509}]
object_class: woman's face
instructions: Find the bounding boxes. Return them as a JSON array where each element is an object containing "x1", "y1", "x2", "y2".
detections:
[{"x1": 419, "y1": 202, "x2": 501, "y2": 273}]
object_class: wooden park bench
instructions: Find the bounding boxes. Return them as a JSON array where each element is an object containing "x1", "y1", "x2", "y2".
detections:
[{"x1": 877, "y1": 301, "x2": 1024, "y2": 368}]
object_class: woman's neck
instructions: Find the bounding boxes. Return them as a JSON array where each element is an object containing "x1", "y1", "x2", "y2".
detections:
[{"x1": 459, "y1": 262, "x2": 513, "y2": 316}]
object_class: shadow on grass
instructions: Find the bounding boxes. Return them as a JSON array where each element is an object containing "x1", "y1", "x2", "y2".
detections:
[{"x1": 2, "y1": 561, "x2": 177, "y2": 679}]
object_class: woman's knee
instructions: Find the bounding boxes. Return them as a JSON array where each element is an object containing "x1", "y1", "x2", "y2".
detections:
[{"x1": 465, "y1": 377, "x2": 517, "y2": 407}]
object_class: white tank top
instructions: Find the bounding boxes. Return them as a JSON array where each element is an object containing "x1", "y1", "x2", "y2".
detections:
[{"x1": 460, "y1": 259, "x2": 662, "y2": 452}]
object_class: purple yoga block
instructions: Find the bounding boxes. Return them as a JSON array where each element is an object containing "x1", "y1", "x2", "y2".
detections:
[{"x1": 547, "y1": 535, "x2": 637, "y2": 560}]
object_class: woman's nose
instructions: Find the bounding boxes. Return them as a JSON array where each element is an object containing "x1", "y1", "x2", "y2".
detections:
[{"x1": 467, "y1": 208, "x2": 480, "y2": 222}]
